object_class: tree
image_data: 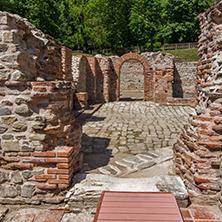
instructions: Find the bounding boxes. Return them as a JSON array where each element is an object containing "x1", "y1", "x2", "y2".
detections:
[
  {"x1": 159, "y1": 0, "x2": 212, "y2": 43},
  {"x1": 129, "y1": 0, "x2": 161, "y2": 50},
  {"x1": 91, "y1": 0, "x2": 132, "y2": 51},
  {"x1": 0, "y1": 0, "x2": 14, "y2": 12}
]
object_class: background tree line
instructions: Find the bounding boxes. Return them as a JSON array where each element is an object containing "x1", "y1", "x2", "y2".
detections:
[{"x1": 0, "y1": 0, "x2": 219, "y2": 52}]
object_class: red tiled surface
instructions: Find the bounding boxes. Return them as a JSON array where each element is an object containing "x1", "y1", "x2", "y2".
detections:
[
  {"x1": 94, "y1": 191, "x2": 184, "y2": 222},
  {"x1": 180, "y1": 206, "x2": 221, "y2": 222}
]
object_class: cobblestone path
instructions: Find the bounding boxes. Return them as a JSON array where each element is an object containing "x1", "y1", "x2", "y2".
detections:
[{"x1": 81, "y1": 101, "x2": 193, "y2": 154}]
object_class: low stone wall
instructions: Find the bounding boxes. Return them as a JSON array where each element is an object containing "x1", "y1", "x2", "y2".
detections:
[
  {"x1": 174, "y1": 2, "x2": 222, "y2": 208},
  {"x1": 0, "y1": 11, "x2": 82, "y2": 203}
]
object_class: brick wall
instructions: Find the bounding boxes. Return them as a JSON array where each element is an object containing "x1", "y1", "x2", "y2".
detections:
[
  {"x1": 173, "y1": 2, "x2": 222, "y2": 209},
  {"x1": 0, "y1": 11, "x2": 82, "y2": 204}
]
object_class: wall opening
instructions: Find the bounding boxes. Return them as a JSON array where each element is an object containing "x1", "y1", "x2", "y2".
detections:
[{"x1": 119, "y1": 59, "x2": 144, "y2": 101}]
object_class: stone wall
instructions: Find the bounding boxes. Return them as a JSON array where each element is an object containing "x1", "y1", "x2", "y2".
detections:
[
  {"x1": 0, "y1": 11, "x2": 82, "y2": 203},
  {"x1": 120, "y1": 60, "x2": 144, "y2": 98},
  {"x1": 173, "y1": 2, "x2": 222, "y2": 209},
  {"x1": 174, "y1": 62, "x2": 197, "y2": 99}
]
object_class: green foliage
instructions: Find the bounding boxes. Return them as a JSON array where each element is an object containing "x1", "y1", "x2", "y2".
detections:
[
  {"x1": 129, "y1": 0, "x2": 160, "y2": 46},
  {"x1": 0, "y1": 0, "x2": 14, "y2": 11},
  {"x1": 159, "y1": 0, "x2": 212, "y2": 43},
  {"x1": 0, "y1": 0, "x2": 216, "y2": 51}
]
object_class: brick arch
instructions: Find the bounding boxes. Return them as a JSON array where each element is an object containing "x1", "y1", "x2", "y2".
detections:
[{"x1": 114, "y1": 53, "x2": 154, "y2": 101}]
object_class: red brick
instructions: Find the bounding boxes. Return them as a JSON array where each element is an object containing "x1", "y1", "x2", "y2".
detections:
[
  {"x1": 48, "y1": 179, "x2": 69, "y2": 184},
  {"x1": 58, "y1": 184, "x2": 69, "y2": 190},
  {"x1": 46, "y1": 158, "x2": 68, "y2": 163},
  {"x1": 14, "y1": 213, "x2": 35, "y2": 222},
  {"x1": 3, "y1": 157, "x2": 20, "y2": 162},
  {"x1": 58, "y1": 175, "x2": 70, "y2": 179},
  {"x1": 33, "y1": 151, "x2": 55, "y2": 157},
  {"x1": 37, "y1": 184, "x2": 57, "y2": 190},
  {"x1": 18, "y1": 152, "x2": 31, "y2": 156},
  {"x1": 47, "y1": 169, "x2": 69, "y2": 174},
  {"x1": 194, "y1": 175, "x2": 216, "y2": 183},
  {"x1": 35, "y1": 175, "x2": 56, "y2": 180},
  {"x1": 190, "y1": 206, "x2": 220, "y2": 220},
  {"x1": 4, "y1": 163, "x2": 32, "y2": 170},
  {"x1": 56, "y1": 147, "x2": 73, "y2": 157},
  {"x1": 22, "y1": 157, "x2": 46, "y2": 163},
  {"x1": 34, "y1": 210, "x2": 64, "y2": 222},
  {"x1": 56, "y1": 163, "x2": 69, "y2": 169}
]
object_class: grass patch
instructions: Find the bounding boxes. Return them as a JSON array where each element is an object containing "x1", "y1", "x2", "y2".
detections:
[
  {"x1": 72, "y1": 47, "x2": 199, "y2": 62},
  {"x1": 163, "y1": 48, "x2": 199, "y2": 62}
]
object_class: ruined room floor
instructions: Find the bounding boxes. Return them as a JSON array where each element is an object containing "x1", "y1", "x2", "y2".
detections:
[{"x1": 1, "y1": 102, "x2": 222, "y2": 221}]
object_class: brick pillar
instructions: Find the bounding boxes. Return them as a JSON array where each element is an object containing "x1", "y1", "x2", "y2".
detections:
[{"x1": 174, "y1": 2, "x2": 222, "y2": 208}]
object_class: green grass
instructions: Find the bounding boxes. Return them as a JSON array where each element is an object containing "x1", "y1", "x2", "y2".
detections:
[
  {"x1": 72, "y1": 47, "x2": 199, "y2": 62},
  {"x1": 163, "y1": 48, "x2": 199, "y2": 62}
]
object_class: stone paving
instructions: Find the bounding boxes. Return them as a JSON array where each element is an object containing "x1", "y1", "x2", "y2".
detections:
[
  {"x1": 98, "y1": 147, "x2": 173, "y2": 177},
  {"x1": 81, "y1": 101, "x2": 193, "y2": 155}
]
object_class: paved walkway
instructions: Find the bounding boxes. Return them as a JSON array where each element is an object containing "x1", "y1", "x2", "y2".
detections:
[{"x1": 81, "y1": 101, "x2": 193, "y2": 154}]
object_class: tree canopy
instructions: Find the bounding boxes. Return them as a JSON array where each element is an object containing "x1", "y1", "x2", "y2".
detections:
[{"x1": 0, "y1": 0, "x2": 215, "y2": 51}]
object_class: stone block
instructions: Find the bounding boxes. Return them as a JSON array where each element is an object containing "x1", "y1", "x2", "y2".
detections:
[
  {"x1": 0, "y1": 171, "x2": 9, "y2": 183},
  {"x1": 15, "y1": 97, "x2": 32, "y2": 105},
  {"x1": 0, "y1": 185, "x2": 18, "y2": 198},
  {"x1": 15, "y1": 105, "x2": 31, "y2": 115},
  {"x1": 0, "y1": 70, "x2": 10, "y2": 81},
  {"x1": 2, "y1": 141, "x2": 20, "y2": 152},
  {"x1": 29, "y1": 134, "x2": 46, "y2": 141},
  {"x1": 0, "y1": 125, "x2": 7, "y2": 134},
  {"x1": 0, "y1": 43, "x2": 8, "y2": 52},
  {"x1": 0, "y1": 54, "x2": 18, "y2": 63},
  {"x1": 2, "y1": 116, "x2": 17, "y2": 125},
  {"x1": 3, "y1": 31, "x2": 16, "y2": 43},
  {"x1": 11, "y1": 70, "x2": 26, "y2": 81},
  {"x1": 11, "y1": 170, "x2": 23, "y2": 184},
  {"x1": 1, "y1": 100, "x2": 13, "y2": 106},
  {"x1": 22, "y1": 170, "x2": 33, "y2": 179},
  {"x1": 0, "y1": 105, "x2": 11, "y2": 116},
  {"x1": 21, "y1": 184, "x2": 35, "y2": 198},
  {"x1": 0, "y1": 15, "x2": 8, "y2": 25},
  {"x1": 2, "y1": 134, "x2": 14, "y2": 140},
  {"x1": 12, "y1": 121, "x2": 28, "y2": 132},
  {"x1": 21, "y1": 145, "x2": 34, "y2": 152}
]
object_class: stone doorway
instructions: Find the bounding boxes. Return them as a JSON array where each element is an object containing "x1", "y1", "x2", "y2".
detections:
[
  {"x1": 119, "y1": 59, "x2": 144, "y2": 101},
  {"x1": 114, "y1": 53, "x2": 154, "y2": 102}
]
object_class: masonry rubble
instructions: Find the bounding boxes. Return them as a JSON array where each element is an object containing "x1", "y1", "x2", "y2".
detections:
[
  {"x1": 174, "y1": 1, "x2": 222, "y2": 210},
  {"x1": 0, "y1": 11, "x2": 82, "y2": 204}
]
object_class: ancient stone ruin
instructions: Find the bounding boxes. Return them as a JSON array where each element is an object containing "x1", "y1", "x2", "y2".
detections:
[
  {"x1": 0, "y1": 11, "x2": 82, "y2": 203},
  {"x1": 72, "y1": 52, "x2": 197, "y2": 107},
  {"x1": 1, "y1": 1, "x2": 222, "y2": 213},
  {"x1": 174, "y1": 2, "x2": 222, "y2": 210}
]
